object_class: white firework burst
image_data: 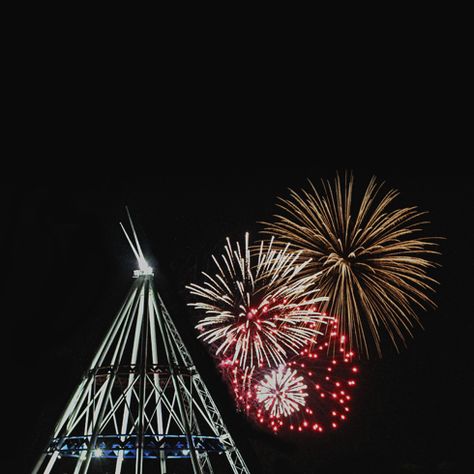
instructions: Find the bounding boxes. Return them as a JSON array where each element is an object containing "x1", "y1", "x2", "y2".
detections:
[
  {"x1": 187, "y1": 233, "x2": 330, "y2": 369},
  {"x1": 256, "y1": 365, "x2": 308, "y2": 418}
]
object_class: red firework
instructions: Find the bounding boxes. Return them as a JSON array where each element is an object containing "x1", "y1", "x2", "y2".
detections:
[{"x1": 224, "y1": 323, "x2": 359, "y2": 434}]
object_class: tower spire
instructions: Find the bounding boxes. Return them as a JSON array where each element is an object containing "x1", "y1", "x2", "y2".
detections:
[
  {"x1": 120, "y1": 207, "x2": 153, "y2": 277},
  {"x1": 32, "y1": 211, "x2": 251, "y2": 474}
]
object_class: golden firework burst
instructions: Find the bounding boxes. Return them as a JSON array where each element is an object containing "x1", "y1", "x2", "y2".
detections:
[{"x1": 262, "y1": 172, "x2": 440, "y2": 357}]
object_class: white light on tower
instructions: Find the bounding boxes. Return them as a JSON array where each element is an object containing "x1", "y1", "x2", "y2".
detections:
[{"x1": 138, "y1": 256, "x2": 153, "y2": 275}]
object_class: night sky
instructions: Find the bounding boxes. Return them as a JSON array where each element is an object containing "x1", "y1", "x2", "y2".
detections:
[{"x1": 6, "y1": 171, "x2": 472, "y2": 474}]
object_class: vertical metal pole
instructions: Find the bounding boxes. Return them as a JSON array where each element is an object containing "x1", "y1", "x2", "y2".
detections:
[
  {"x1": 135, "y1": 277, "x2": 150, "y2": 474},
  {"x1": 115, "y1": 278, "x2": 147, "y2": 474},
  {"x1": 148, "y1": 283, "x2": 167, "y2": 473},
  {"x1": 151, "y1": 287, "x2": 202, "y2": 474}
]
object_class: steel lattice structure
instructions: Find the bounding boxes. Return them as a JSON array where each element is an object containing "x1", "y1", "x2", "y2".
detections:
[{"x1": 33, "y1": 212, "x2": 250, "y2": 474}]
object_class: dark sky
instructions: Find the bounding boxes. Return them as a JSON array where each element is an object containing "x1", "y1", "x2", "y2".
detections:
[{"x1": 6, "y1": 170, "x2": 473, "y2": 474}]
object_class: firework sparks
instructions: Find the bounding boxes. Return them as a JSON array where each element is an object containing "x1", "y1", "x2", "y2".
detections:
[
  {"x1": 256, "y1": 365, "x2": 308, "y2": 418},
  {"x1": 263, "y1": 172, "x2": 440, "y2": 357},
  {"x1": 187, "y1": 233, "x2": 329, "y2": 369},
  {"x1": 229, "y1": 330, "x2": 358, "y2": 434}
]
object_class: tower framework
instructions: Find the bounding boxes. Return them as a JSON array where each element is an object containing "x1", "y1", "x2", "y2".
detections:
[{"x1": 33, "y1": 213, "x2": 250, "y2": 474}]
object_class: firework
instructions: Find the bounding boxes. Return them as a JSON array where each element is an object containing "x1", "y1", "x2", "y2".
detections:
[
  {"x1": 187, "y1": 233, "x2": 329, "y2": 369},
  {"x1": 263, "y1": 172, "x2": 439, "y2": 357},
  {"x1": 229, "y1": 329, "x2": 358, "y2": 434},
  {"x1": 256, "y1": 365, "x2": 308, "y2": 418}
]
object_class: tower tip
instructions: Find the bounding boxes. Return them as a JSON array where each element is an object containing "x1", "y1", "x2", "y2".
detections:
[{"x1": 120, "y1": 207, "x2": 154, "y2": 277}]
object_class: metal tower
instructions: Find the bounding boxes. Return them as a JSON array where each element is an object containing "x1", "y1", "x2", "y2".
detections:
[{"x1": 33, "y1": 212, "x2": 250, "y2": 474}]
